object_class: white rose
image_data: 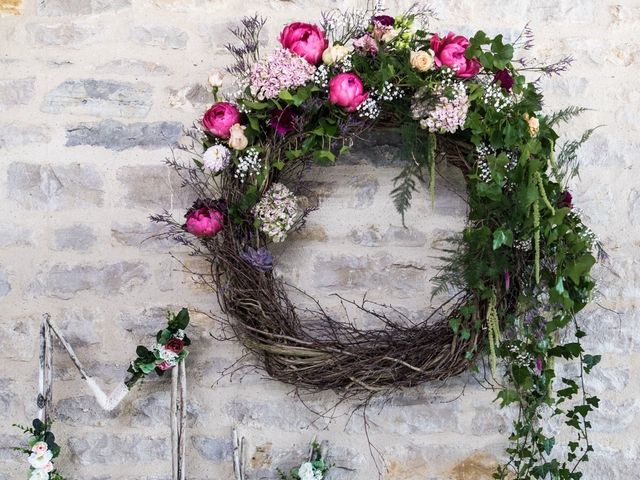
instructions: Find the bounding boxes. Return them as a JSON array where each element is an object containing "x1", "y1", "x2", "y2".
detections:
[
  {"x1": 228, "y1": 123, "x2": 249, "y2": 151},
  {"x1": 208, "y1": 70, "x2": 224, "y2": 88},
  {"x1": 322, "y1": 44, "x2": 350, "y2": 65},
  {"x1": 203, "y1": 144, "x2": 231, "y2": 173},
  {"x1": 28, "y1": 450, "x2": 53, "y2": 470},
  {"x1": 29, "y1": 469, "x2": 49, "y2": 480}
]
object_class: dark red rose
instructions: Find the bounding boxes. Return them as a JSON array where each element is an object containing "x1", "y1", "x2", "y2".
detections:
[
  {"x1": 165, "y1": 337, "x2": 185, "y2": 354},
  {"x1": 371, "y1": 15, "x2": 394, "y2": 26},
  {"x1": 559, "y1": 190, "x2": 573, "y2": 209},
  {"x1": 270, "y1": 108, "x2": 298, "y2": 135},
  {"x1": 493, "y1": 69, "x2": 514, "y2": 91}
]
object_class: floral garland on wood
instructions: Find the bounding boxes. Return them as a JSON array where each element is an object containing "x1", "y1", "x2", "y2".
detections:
[{"x1": 155, "y1": 6, "x2": 602, "y2": 479}]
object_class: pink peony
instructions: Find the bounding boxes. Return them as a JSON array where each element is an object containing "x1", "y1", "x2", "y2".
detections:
[
  {"x1": 202, "y1": 102, "x2": 241, "y2": 139},
  {"x1": 430, "y1": 32, "x2": 481, "y2": 78},
  {"x1": 328, "y1": 73, "x2": 368, "y2": 113},
  {"x1": 279, "y1": 22, "x2": 328, "y2": 65},
  {"x1": 353, "y1": 34, "x2": 378, "y2": 56},
  {"x1": 185, "y1": 206, "x2": 224, "y2": 238}
]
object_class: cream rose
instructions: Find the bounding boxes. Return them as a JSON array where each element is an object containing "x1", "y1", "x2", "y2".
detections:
[
  {"x1": 381, "y1": 28, "x2": 400, "y2": 43},
  {"x1": 322, "y1": 44, "x2": 350, "y2": 65},
  {"x1": 524, "y1": 113, "x2": 540, "y2": 137},
  {"x1": 410, "y1": 50, "x2": 434, "y2": 72},
  {"x1": 228, "y1": 123, "x2": 249, "y2": 150}
]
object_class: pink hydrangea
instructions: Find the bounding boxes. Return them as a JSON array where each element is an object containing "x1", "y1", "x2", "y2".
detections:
[
  {"x1": 420, "y1": 83, "x2": 470, "y2": 134},
  {"x1": 250, "y1": 48, "x2": 316, "y2": 100}
]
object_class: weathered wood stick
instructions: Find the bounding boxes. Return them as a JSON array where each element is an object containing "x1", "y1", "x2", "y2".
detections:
[
  {"x1": 233, "y1": 427, "x2": 244, "y2": 480},
  {"x1": 47, "y1": 317, "x2": 129, "y2": 411},
  {"x1": 171, "y1": 365, "x2": 179, "y2": 480},
  {"x1": 37, "y1": 315, "x2": 51, "y2": 422},
  {"x1": 179, "y1": 361, "x2": 187, "y2": 480}
]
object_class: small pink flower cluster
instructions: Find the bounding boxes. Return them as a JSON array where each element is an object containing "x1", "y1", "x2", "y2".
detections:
[
  {"x1": 252, "y1": 183, "x2": 299, "y2": 242},
  {"x1": 250, "y1": 48, "x2": 316, "y2": 100},
  {"x1": 420, "y1": 84, "x2": 470, "y2": 134}
]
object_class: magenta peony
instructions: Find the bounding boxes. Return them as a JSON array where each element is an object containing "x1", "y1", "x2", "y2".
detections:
[
  {"x1": 185, "y1": 206, "x2": 224, "y2": 237},
  {"x1": 430, "y1": 32, "x2": 481, "y2": 78},
  {"x1": 328, "y1": 73, "x2": 368, "y2": 112},
  {"x1": 279, "y1": 22, "x2": 328, "y2": 65},
  {"x1": 202, "y1": 102, "x2": 241, "y2": 139},
  {"x1": 493, "y1": 68, "x2": 514, "y2": 91},
  {"x1": 270, "y1": 108, "x2": 298, "y2": 135}
]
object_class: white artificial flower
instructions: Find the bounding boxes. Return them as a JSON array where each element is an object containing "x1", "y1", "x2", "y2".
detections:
[
  {"x1": 203, "y1": 144, "x2": 231, "y2": 173},
  {"x1": 28, "y1": 450, "x2": 53, "y2": 469},
  {"x1": 174, "y1": 329, "x2": 186, "y2": 340},
  {"x1": 208, "y1": 70, "x2": 224, "y2": 88},
  {"x1": 154, "y1": 344, "x2": 178, "y2": 362},
  {"x1": 297, "y1": 462, "x2": 316, "y2": 480},
  {"x1": 29, "y1": 469, "x2": 49, "y2": 480}
]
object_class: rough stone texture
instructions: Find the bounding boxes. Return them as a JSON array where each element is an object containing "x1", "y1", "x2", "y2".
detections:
[
  {"x1": 26, "y1": 22, "x2": 102, "y2": 46},
  {"x1": 42, "y1": 80, "x2": 153, "y2": 118},
  {"x1": 7, "y1": 162, "x2": 104, "y2": 210},
  {"x1": 0, "y1": 78, "x2": 35, "y2": 111},
  {"x1": 37, "y1": 0, "x2": 131, "y2": 16},
  {"x1": 0, "y1": 267, "x2": 11, "y2": 298},
  {"x1": 129, "y1": 25, "x2": 188, "y2": 49},
  {"x1": 0, "y1": 2, "x2": 636, "y2": 479},
  {"x1": 0, "y1": 123, "x2": 50, "y2": 149},
  {"x1": 52, "y1": 224, "x2": 97, "y2": 251},
  {"x1": 65, "y1": 120, "x2": 182, "y2": 150},
  {"x1": 30, "y1": 262, "x2": 150, "y2": 299}
]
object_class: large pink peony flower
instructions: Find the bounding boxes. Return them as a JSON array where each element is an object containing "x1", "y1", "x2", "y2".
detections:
[
  {"x1": 328, "y1": 73, "x2": 368, "y2": 113},
  {"x1": 279, "y1": 22, "x2": 328, "y2": 65},
  {"x1": 185, "y1": 206, "x2": 224, "y2": 238},
  {"x1": 430, "y1": 32, "x2": 481, "y2": 78},
  {"x1": 202, "y1": 102, "x2": 241, "y2": 139}
]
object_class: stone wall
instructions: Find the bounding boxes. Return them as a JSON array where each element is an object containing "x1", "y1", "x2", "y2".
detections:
[{"x1": 0, "y1": 0, "x2": 637, "y2": 478}]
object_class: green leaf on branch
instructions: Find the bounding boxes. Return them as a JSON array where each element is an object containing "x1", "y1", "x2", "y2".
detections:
[
  {"x1": 496, "y1": 389, "x2": 519, "y2": 407},
  {"x1": 492, "y1": 228, "x2": 513, "y2": 250},
  {"x1": 583, "y1": 354, "x2": 601, "y2": 374},
  {"x1": 564, "y1": 254, "x2": 596, "y2": 284}
]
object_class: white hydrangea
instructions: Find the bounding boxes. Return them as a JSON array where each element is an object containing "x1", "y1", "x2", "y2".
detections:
[
  {"x1": 153, "y1": 344, "x2": 178, "y2": 363},
  {"x1": 252, "y1": 183, "x2": 299, "y2": 242},
  {"x1": 297, "y1": 462, "x2": 322, "y2": 480},
  {"x1": 203, "y1": 144, "x2": 231, "y2": 173}
]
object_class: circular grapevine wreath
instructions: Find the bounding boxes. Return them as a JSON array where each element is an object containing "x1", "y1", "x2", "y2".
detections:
[{"x1": 156, "y1": 7, "x2": 603, "y2": 478}]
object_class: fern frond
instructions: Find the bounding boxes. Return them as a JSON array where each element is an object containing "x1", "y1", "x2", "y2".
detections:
[
  {"x1": 547, "y1": 106, "x2": 590, "y2": 126},
  {"x1": 556, "y1": 127, "x2": 599, "y2": 182}
]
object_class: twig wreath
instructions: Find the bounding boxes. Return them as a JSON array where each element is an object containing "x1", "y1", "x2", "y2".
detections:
[{"x1": 154, "y1": 5, "x2": 604, "y2": 479}]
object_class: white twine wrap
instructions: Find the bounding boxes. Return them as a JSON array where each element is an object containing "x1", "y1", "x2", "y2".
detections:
[{"x1": 85, "y1": 378, "x2": 130, "y2": 411}]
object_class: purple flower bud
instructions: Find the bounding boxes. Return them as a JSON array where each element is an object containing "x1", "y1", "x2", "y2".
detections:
[
  {"x1": 504, "y1": 270, "x2": 511, "y2": 291},
  {"x1": 371, "y1": 15, "x2": 395, "y2": 26},
  {"x1": 559, "y1": 190, "x2": 573, "y2": 209},
  {"x1": 493, "y1": 69, "x2": 514, "y2": 91},
  {"x1": 534, "y1": 357, "x2": 543, "y2": 375},
  {"x1": 240, "y1": 246, "x2": 273, "y2": 272},
  {"x1": 270, "y1": 108, "x2": 298, "y2": 136}
]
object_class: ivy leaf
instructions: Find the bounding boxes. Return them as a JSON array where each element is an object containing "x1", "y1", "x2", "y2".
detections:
[
  {"x1": 313, "y1": 149, "x2": 336, "y2": 165},
  {"x1": 583, "y1": 354, "x2": 601, "y2": 374},
  {"x1": 496, "y1": 389, "x2": 519, "y2": 407},
  {"x1": 565, "y1": 254, "x2": 596, "y2": 284},
  {"x1": 492, "y1": 228, "x2": 513, "y2": 250},
  {"x1": 170, "y1": 308, "x2": 190, "y2": 330}
]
